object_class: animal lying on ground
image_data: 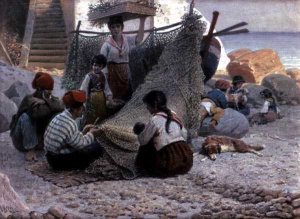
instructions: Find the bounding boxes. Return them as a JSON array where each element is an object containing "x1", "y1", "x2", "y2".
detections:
[{"x1": 201, "y1": 135, "x2": 264, "y2": 160}]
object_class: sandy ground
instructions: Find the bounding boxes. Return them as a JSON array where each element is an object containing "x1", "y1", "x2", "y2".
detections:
[{"x1": 0, "y1": 105, "x2": 299, "y2": 218}]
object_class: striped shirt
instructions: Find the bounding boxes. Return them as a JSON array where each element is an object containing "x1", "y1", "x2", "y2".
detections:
[{"x1": 44, "y1": 109, "x2": 94, "y2": 154}]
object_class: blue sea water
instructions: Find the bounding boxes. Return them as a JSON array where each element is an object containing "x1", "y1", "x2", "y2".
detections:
[{"x1": 219, "y1": 32, "x2": 300, "y2": 69}]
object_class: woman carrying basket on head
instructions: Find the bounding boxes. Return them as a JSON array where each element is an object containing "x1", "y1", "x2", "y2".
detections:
[{"x1": 100, "y1": 15, "x2": 146, "y2": 101}]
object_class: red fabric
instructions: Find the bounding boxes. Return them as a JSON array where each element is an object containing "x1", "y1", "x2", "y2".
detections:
[
  {"x1": 215, "y1": 79, "x2": 231, "y2": 90},
  {"x1": 32, "y1": 72, "x2": 54, "y2": 90},
  {"x1": 63, "y1": 90, "x2": 86, "y2": 107}
]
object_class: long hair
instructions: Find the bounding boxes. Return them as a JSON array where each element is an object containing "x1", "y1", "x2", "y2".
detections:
[{"x1": 143, "y1": 90, "x2": 173, "y2": 133}]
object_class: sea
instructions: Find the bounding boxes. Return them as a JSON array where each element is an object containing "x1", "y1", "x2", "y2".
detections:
[{"x1": 219, "y1": 32, "x2": 300, "y2": 69}]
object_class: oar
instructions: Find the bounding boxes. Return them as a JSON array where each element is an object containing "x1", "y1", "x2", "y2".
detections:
[
  {"x1": 214, "y1": 28, "x2": 249, "y2": 36},
  {"x1": 215, "y1": 22, "x2": 248, "y2": 35},
  {"x1": 201, "y1": 11, "x2": 220, "y2": 60}
]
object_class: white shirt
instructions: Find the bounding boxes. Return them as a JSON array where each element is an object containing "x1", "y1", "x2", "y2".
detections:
[{"x1": 138, "y1": 112, "x2": 187, "y2": 151}]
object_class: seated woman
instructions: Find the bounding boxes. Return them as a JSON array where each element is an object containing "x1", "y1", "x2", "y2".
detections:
[
  {"x1": 250, "y1": 89, "x2": 281, "y2": 125},
  {"x1": 134, "y1": 90, "x2": 193, "y2": 178},
  {"x1": 10, "y1": 72, "x2": 64, "y2": 161},
  {"x1": 226, "y1": 75, "x2": 250, "y2": 116},
  {"x1": 44, "y1": 90, "x2": 103, "y2": 170},
  {"x1": 80, "y1": 55, "x2": 114, "y2": 125}
]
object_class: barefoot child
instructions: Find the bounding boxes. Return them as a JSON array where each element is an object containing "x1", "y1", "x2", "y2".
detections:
[{"x1": 134, "y1": 90, "x2": 193, "y2": 177}]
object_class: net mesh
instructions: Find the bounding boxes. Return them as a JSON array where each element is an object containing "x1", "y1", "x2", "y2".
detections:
[{"x1": 83, "y1": 14, "x2": 207, "y2": 179}]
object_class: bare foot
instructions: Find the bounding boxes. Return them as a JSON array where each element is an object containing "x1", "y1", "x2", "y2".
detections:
[{"x1": 25, "y1": 151, "x2": 37, "y2": 162}]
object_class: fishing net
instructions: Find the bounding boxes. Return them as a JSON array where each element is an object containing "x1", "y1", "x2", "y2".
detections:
[{"x1": 85, "y1": 14, "x2": 207, "y2": 179}]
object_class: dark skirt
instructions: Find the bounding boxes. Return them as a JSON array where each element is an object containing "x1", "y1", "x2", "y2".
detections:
[
  {"x1": 135, "y1": 141, "x2": 193, "y2": 178},
  {"x1": 107, "y1": 63, "x2": 131, "y2": 100}
]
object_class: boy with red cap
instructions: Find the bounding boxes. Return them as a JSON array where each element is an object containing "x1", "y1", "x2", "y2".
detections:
[
  {"x1": 10, "y1": 72, "x2": 64, "y2": 161},
  {"x1": 44, "y1": 90, "x2": 103, "y2": 170}
]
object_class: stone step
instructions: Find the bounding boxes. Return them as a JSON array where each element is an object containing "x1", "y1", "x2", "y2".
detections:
[
  {"x1": 34, "y1": 21, "x2": 65, "y2": 27},
  {"x1": 34, "y1": 23, "x2": 65, "y2": 29},
  {"x1": 29, "y1": 55, "x2": 66, "y2": 62},
  {"x1": 36, "y1": 11, "x2": 63, "y2": 17},
  {"x1": 30, "y1": 49, "x2": 67, "y2": 56},
  {"x1": 28, "y1": 62, "x2": 65, "y2": 69},
  {"x1": 35, "y1": 5, "x2": 61, "y2": 10},
  {"x1": 33, "y1": 32, "x2": 67, "y2": 38},
  {"x1": 36, "y1": 14, "x2": 63, "y2": 19},
  {"x1": 34, "y1": 27, "x2": 66, "y2": 33},
  {"x1": 31, "y1": 38, "x2": 67, "y2": 44},
  {"x1": 31, "y1": 43, "x2": 67, "y2": 50},
  {"x1": 35, "y1": 9, "x2": 62, "y2": 14},
  {"x1": 36, "y1": 0, "x2": 60, "y2": 4},
  {"x1": 35, "y1": 17, "x2": 64, "y2": 22}
]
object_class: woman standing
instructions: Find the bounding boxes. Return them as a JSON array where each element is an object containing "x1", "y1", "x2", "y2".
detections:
[{"x1": 100, "y1": 16, "x2": 146, "y2": 101}]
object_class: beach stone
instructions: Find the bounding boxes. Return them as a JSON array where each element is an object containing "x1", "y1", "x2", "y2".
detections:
[
  {"x1": 261, "y1": 73, "x2": 300, "y2": 104},
  {"x1": 0, "y1": 172, "x2": 29, "y2": 218},
  {"x1": 29, "y1": 211, "x2": 44, "y2": 219},
  {"x1": 294, "y1": 208, "x2": 300, "y2": 216},
  {"x1": 243, "y1": 83, "x2": 270, "y2": 108},
  {"x1": 0, "y1": 92, "x2": 18, "y2": 133},
  {"x1": 286, "y1": 68, "x2": 300, "y2": 85},
  {"x1": 293, "y1": 199, "x2": 300, "y2": 208},
  {"x1": 227, "y1": 49, "x2": 285, "y2": 83},
  {"x1": 48, "y1": 206, "x2": 65, "y2": 218},
  {"x1": 4, "y1": 81, "x2": 31, "y2": 100}
]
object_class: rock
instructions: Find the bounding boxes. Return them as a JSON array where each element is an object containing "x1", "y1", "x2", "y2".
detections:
[
  {"x1": 4, "y1": 81, "x2": 31, "y2": 100},
  {"x1": 10, "y1": 96, "x2": 23, "y2": 107},
  {"x1": 48, "y1": 206, "x2": 65, "y2": 218},
  {"x1": 227, "y1": 48, "x2": 252, "y2": 61},
  {"x1": 227, "y1": 49, "x2": 285, "y2": 84},
  {"x1": 261, "y1": 74, "x2": 300, "y2": 104},
  {"x1": 0, "y1": 92, "x2": 18, "y2": 133},
  {"x1": 243, "y1": 83, "x2": 269, "y2": 108},
  {"x1": 0, "y1": 172, "x2": 29, "y2": 218},
  {"x1": 294, "y1": 208, "x2": 300, "y2": 216},
  {"x1": 293, "y1": 199, "x2": 300, "y2": 208},
  {"x1": 29, "y1": 211, "x2": 44, "y2": 219},
  {"x1": 286, "y1": 68, "x2": 300, "y2": 84}
]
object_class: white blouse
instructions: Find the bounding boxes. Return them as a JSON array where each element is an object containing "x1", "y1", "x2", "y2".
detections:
[{"x1": 138, "y1": 112, "x2": 187, "y2": 151}]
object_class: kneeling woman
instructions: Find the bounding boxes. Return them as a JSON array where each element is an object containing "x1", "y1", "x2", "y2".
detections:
[{"x1": 134, "y1": 90, "x2": 193, "y2": 177}]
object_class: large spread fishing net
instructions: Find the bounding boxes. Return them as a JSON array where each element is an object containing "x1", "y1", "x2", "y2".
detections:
[{"x1": 84, "y1": 14, "x2": 207, "y2": 179}]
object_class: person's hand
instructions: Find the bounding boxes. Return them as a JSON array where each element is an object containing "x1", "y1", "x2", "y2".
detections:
[
  {"x1": 83, "y1": 124, "x2": 95, "y2": 134},
  {"x1": 89, "y1": 127, "x2": 100, "y2": 135}
]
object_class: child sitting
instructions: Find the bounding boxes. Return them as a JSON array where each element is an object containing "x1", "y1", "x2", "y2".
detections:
[
  {"x1": 226, "y1": 75, "x2": 250, "y2": 116},
  {"x1": 134, "y1": 90, "x2": 193, "y2": 177},
  {"x1": 199, "y1": 97, "x2": 225, "y2": 128},
  {"x1": 250, "y1": 89, "x2": 281, "y2": 125}
]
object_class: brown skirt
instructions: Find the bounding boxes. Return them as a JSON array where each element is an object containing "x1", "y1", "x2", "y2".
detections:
[
  {"x1": 85, "y1": 91, "x2": 107, "y2": 125},
  {"x1": 136, "y1": 141, "x2": 193, "y2": 178},
  {"x1": 107, "y1": 63, "x2": 131, "y2": 100}
]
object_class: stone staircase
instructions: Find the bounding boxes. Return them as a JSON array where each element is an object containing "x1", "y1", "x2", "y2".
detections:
[{"x1": 28, "y1": 0, "x2": 67, "y2": 69}]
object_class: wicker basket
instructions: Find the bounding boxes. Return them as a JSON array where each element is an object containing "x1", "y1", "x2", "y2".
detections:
[{"x1": 89, "y1": 1, "x2": 156, "y2": 26}]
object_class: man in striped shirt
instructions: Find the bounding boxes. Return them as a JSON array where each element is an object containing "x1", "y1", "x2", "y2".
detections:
[{"x1": 44, "y1": 90, "x2": 103, "y2": 170}]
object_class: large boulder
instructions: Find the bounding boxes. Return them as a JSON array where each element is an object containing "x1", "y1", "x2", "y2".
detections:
[
  {"x1": 227, "y1": 48, "x2": 252, "y2": 61},
  {"x1": 0, "y1": 92, "x2": 17, "y2": 133},
  {"x1": 0, "y1": 172, "x2": 29, "y2": 218},
  {"x1": 243, "y1": 83, "x2": 270, "y2": 108},
  {"x1": 261, "y1": 74, "x2": 300, "y2": 104},
  {"x1": 4, "y1": 81, "x2": 31, "y2": 107},
  {"x1": 0, "y1": 59, "x2": 65, "y2": 97},
  {"x1": 227, "y1": 49, "x2": 285, "y2": 84}
]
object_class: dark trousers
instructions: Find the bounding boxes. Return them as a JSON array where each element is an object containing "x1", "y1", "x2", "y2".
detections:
[{"x1": 46, "y1": 142, "x2": 104, "y2": 170}]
